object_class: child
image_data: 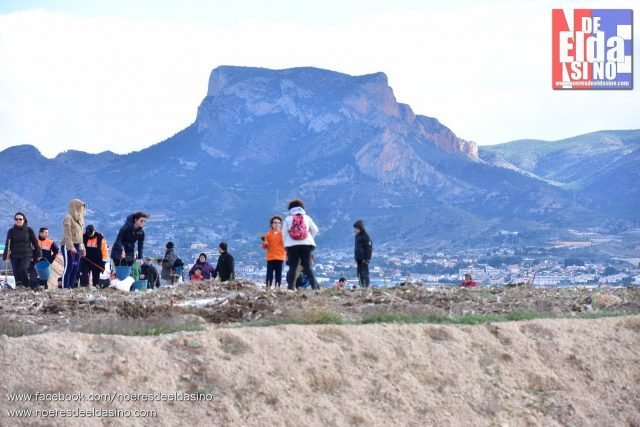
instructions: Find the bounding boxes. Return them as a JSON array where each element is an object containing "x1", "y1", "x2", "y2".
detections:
[
  {"x1": 335, "y1": 277, "x2": 347, "y2": 289},
  {"x1": 191, "y1": 266, "x2": 204, "y2": 281},
  {"x1": 140, "y1": 256, "x2": 160, "y2": 289},
  {"x1": 460, "y1": 273, "x2": 477, "y2": 288},
  {"x1": 261, "y1": 216, "x2": 285, "y2": 290}
]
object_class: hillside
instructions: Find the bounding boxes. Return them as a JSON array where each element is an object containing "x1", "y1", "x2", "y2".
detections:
[{"x1": 479, "y1": 130, "x2": 640, "y2": 187}]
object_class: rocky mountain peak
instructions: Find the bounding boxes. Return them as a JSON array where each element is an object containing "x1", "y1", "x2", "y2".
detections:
[{"x1": 198, "y1": 66, "x2": 476, "y2": 163}]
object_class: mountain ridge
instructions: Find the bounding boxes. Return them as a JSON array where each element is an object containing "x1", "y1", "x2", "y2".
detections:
[{"x1": 0, "y1": 66, "x2": 637, "y2": 255}]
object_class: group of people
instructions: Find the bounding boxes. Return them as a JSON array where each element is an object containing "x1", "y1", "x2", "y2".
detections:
[
  {"x1": 3, "y1": 201, "x2": 151, "y2": 290},
  {"x1": 179, "y1": 242, "x2": 235, "y2": 284},
  {"x1": 256, "y1": 198, "x2": 373, "y2": 291},
  {"x1": 3, "y1": 197, "x2": 376, "y2": 291}
]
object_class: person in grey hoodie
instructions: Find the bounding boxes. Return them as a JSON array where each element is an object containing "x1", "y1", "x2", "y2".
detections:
[
  {"x1": 353, "y1": 219, "x2": 373, "y2": 288},
  {"x1": 283, "y1": 199, "x2": 319, "y2": 290},
  {"x1": 160, "y1": 241, "x2": 178, "y2": 286},
  {"x1": 61, "y1": 199, "x2": 86, "y2": 289}
]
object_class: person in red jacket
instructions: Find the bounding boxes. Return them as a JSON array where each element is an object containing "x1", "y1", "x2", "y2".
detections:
[
  {"x1": 460, "y1": 273, "x2": 478, "y2": 288},
  {"x1": 190, "y1": 266, "x2": 204, "y2": 281}
]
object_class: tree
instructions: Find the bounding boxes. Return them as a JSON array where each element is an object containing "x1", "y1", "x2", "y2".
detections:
[
  {"x1": 564, "y1": 258, "x2": 585, "y2": 267},
  {"x1": 621, "y1": 276, "x2": 633, "y2": 286}
]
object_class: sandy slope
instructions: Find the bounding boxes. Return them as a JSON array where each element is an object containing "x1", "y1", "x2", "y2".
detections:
[{"x1": 1, "y1": 316, "x2": 639, "y2": 426}]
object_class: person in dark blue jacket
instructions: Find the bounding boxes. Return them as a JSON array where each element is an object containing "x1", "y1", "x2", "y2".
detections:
[
  {"x1": 110, "y1": 212, "x2": 149, "y2": 266},
  {"x1": 353, "y1": 220, "x2": 373, "y2": 288}
]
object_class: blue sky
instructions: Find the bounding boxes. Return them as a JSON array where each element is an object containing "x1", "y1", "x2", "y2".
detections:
[{"x1": 0, "y1": 0, "x2": 637, "y2": 157}]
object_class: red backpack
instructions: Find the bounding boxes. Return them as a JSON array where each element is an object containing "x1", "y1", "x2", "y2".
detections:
[{"x1": 288, "y1": 213, "x2": 308, "y2": 240}]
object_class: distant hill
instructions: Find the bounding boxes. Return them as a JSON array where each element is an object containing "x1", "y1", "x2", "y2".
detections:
[
  {"x1": 0, "y1": 66, "x2": 638, "y2": 254},
  {"x1": 479, "y1": 130, "x2": 640, "y2": 218}
]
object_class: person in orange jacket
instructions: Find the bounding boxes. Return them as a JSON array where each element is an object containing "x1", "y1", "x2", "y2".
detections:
[
  {"x1": 37, "y1": 227, "x2": 59, "y2": 264},
  {"x1": 31, "y1": 227, "x2": 59, "y2": 289},
  {"x1": 261, "y1": 215, "x2": 286, "y2": 290},
  {"x1": 80, "y1": 224, "x2": 108, "y2": 287}
]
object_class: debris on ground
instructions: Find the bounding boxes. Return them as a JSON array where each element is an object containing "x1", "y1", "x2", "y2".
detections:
[{"x1": 1, "y1": 280, "x2": 638, "y2": 334}]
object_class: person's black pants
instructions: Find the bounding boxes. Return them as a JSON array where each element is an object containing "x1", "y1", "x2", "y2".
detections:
[
  {"x1": 80, "y1": 259, "x2": 103, "y2": 287},
  {"x1": 286, "y1": 245, "x2": 317, "y2": 290},
  {"x1": 357, "y1": 259, "x2": 370, "y2": 287},
  {"x1": 10, "y1": 256, "x2": 31, "y2": 288},
  {"x1": 266, "y1": 260, "x2": 283, "y2": 287}
]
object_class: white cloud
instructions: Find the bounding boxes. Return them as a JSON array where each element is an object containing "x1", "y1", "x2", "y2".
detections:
[{"x1": 0, "y1": 2, "x2": 638, "y2": 158}]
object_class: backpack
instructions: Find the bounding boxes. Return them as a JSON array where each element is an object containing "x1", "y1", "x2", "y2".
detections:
[{"x1": 288, "y1": 213, "x2": 308, "y2": 240}]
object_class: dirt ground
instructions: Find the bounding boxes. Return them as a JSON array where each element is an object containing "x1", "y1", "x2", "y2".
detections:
[{"x1": 1, "y1": 280, "x2": 639, "y2": 426}]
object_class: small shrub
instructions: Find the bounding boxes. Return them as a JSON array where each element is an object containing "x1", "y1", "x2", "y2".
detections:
[
  {"x1": 307, "y1": 367, "x2": 344, "y2": 393},
  {"x1": 219, "y1": 333, "x2": 251, "y2": 355},
  {"x1": 361, "y1": 351, "x2": 379, "y2": 362},
  {"x1": 425, "y1": 327, "x2": 452, "y2": 341},
  {"x1": 316, "y1": 327, "x2": 353, "y2": 344},
  {"x1": 620, "y1": 317, "x2": 640, "y2": 331},
  {"x1": 265, "y1": 396, "x2": 278, "y2": 406}
]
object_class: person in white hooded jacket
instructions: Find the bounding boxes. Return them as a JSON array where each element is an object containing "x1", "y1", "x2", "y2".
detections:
[{"x1": 283, "y1": 199, "x2": 319, "y2": 290}]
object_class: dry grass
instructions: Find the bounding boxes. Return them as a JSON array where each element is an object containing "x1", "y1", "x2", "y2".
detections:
[
  {"x1": 620, "y1": 316, "x2": 640, "y2": 332},
  {"x1": 315, "y1": 326, "x2": 353, "y2": 345},
  {"x1": 307, "y1": 367, "x2": 346, "y2": 393},
  {"x1": 424, "y1": 326, "x2": 453, "y2": 341},
  {"x1": 75, "y1": 316, "x2": 204, "y2": 336}
]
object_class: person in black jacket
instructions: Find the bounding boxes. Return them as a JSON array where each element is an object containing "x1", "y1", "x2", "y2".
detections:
[
  {"x1": 3, "y1": 212, "x2": 42, "y2": 288},
  {"x1": 140, "y1": 256, "x2": 160, "y2": 289},
  {"x1": 353, "y1": 220, "x2": 373, "y2": 288},
  {"x1": 81, "y1": 225, "x2": 108, "y2": 287},
  {"x1": 213, "y1": 242, "x2": 235, "y2": 282},
  {"x1": 110, "y1": 212, "x2": 149, "y2": 266}
]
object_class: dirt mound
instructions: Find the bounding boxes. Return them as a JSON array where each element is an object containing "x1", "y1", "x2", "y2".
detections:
[
  {"x1": 2, "y1": 282, "x2": 639, "y2": 425},
  {"x1": 1, "y1": 316, "x2": 639, "y2": 426}
]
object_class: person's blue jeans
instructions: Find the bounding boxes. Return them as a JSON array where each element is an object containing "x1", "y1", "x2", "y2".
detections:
[{"x1": 61, "y1": 244, "x2": 82, "y2": 289}]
